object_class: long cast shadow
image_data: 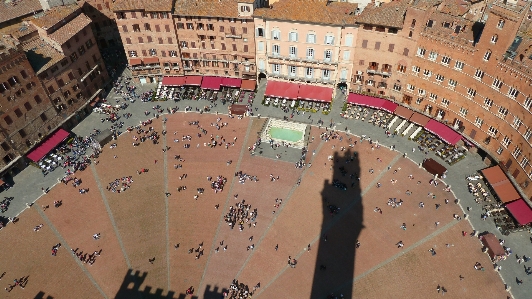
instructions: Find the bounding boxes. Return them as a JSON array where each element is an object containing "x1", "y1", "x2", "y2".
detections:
[{"x1": 310, "y1": 148, "x2": 364, "y2": 298}]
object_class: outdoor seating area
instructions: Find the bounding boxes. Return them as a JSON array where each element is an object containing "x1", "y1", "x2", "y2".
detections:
[{"x1": 262, "y1": 80, "x2": 332, "y2": 114}]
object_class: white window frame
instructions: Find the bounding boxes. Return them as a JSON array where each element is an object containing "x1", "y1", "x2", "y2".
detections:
[
  {"x1": 325, "y1": 35, "x2": 334, "y2": 45},
  {"x1": 474, "y1": 69, "x2": 484, "y2": 80},
  {"x1": 483, "y1": 50, "x2": 492, "y2": 61},
  {"x1": 289, "y1": 65, "x2": 297, "y2": 77},
  {"x1": 524, "y1": 129, "x2": 532, "y2": 140},
  {"x1": 454, "y1": 61, "x2": 464, "y2": 71},
  {"x1": 323, "y1": 69, "x2": 330, "y2": 79},
  {"x1": 498, "y1": 107, "x2": 508, "y2": 119},
  {"x1": 307, "y1": 33, "x2": 316, "y2": 44},
  {"x1": 508, "y1": 87, "x2": 519, "y2": 99},
  {"x1": 423, "y1": 69, "x2": 432, "y2": 78},
  {"x1": 416, "y1": 47, "x2": 426, "y2": 57},
  {"x1": 435, "y1": 74, "x2": 444, "y2": 83},
  {"x1": 306, "y1": 67, "x2": 313, "y2": 78},
  {"x1": 272, "y1": 29, "x2": 280, "y2": 40},
  {"x1": 488, "y1": 126, "x2": 498, "y2": 138},
  {"x1": 441, "y1": 56, "x2": 451, "y2": 66},
  {"x1": 474, "y1": 117, "x2": 483, "y2": 128},
  {"x1": 484, "y1": 98, "x2": 493, "y2": 110},
  {"x1": 412, "y1": 65, "x2": 420, "y2": 74},
  {"x1": 448, "y1": 79, "x2": 457, "y2": 89},
  {"x1": 272, "y1": 64, "x2": 280, "y2": 74},
  {"x1": 441, "y1": 98, "x2": 450, "y2": 108},
  {"x1": 129, "y1": 50, "x2": 137, "y2": 57},
  {"x1": 429, "y1": 93, "x2": 437, "y2": 102},
  {"x1": 459, "y1": 107, "x2": 468, "y2": 117},
  {"x1": 428, "y1": 51, "x2": 438, "y2": 61},
  {"x1": 512, "y1": 116, "x2": 522, "y2": 130},
  {"x1": 407, "y1": 84, "x2": 415, "y2": 92},
  {"x1": 524, "y1": 97, "x2": 532, "y2": 110},
  {"x1": 418, "y1": 88, "x2": 426, "y2": 96},
  {"x1": 492, "y1": 78, "x2": 502, "y2": 90},
  {"x1": 289, "y1": 31, "x2": 298, "y2": 42},
  {"x1": 307, "y1": 48, "x2": 314, "y2": 59},
  {"x1": 272, "y1": 44, "x2": 280, "y2": 56},
  {"x1": 502, "y1": 136, "x2": 511, "y2": 148},
  {"x1": 491, "y1": 35, "x2": 498, "y2": 44},
  {"x1": 497, "y1": 19, "x2": 505, "y2": 29},
  {"x1": 513, "y1": 146, "x2": 522, "y2": 159},
  {"x1": 467, "y1": 88, "x2": 476, "y2": 99}
]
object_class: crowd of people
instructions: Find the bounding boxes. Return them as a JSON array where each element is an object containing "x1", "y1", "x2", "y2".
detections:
[
  {"x1": 106, "y1": 176, "x2": 134, "y2": 193},
  {"x1": 224, "y1": 199, "x2": 258, "y2": 232}
]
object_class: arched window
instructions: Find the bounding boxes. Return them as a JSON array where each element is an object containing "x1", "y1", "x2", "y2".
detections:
[
  {"x1": 411, "y1": 19, "x2": 416, "y2": 28},
  {"x1": 497, "y1": 19, "x2": 505, "y2": 29},
  {"x1": 491, "y1": 34, "x2": 498, "y2": 44},
  {"x1": 483, "y1": 50, "x2": 492, "y2": 61}
]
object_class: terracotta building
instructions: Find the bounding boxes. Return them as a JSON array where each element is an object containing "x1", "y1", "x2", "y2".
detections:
[
  {"x1": 26, "y1": 3, "x2": 110, "y2": 125},
  {"x1": 253, "y1": 0, "x2": 358, "y2": 92},
  {"x1": 112, "y1": 0, "x2": 181, "y2": 84},
  {"x1": 0, "y1": 0, "x2": 43, "y2": 29},
  {"x1": 81, "y1": 0, "x2": 122, "y2": 50},
  {"x1": 0, "y1": 39, "x2": 61, "y2": 175},
  {"x1": 173, "y1": 0, "x2": 258, "y2": 79}
]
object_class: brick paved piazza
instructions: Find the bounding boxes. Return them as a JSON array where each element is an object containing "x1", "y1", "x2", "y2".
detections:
[{"x1": 0, "y1": 113, "x2": 508, "y2": 299}]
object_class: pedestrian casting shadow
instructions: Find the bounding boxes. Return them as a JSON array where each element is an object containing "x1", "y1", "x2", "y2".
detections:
[{"x1": 310, "y1": 148, "x2": 364, "y2": 299}]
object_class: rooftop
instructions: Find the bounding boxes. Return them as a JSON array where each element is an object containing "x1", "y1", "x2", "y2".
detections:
[
  {"x1": 0, "y1": 36, "x2": 19, "y2": 56},
  {"x1": 439, "y1": 0, "x2": 471, "y2": 16},
  {"x1": 254, "y1": 0, "x2": 358, "y2": 26},
  {"x1": 422, "y1": 11, "x2": 476, "y2": 46},
  {"x1": 48, "y1": 13, "x2": 92, "y2": 45},
  {"x1": 21, "y1": 35, "x2": 64, "y2": 74},
  {"x1": 0, "y1": 21, "x2": 37, "y2": 40},
  {"x1": 173, "y1": 0, "x2": 249, "y2": 18},
  {"x1": 112, "y1": 0, "x2": 174, "y2": 12},
  {"x1": 0, "y1": 0, "x2": 42, "y2": 24},
  {"x1": 30, "y1": 3, "x2": 80, "y2": 30},
  {"x1": 356, "y1": 1, "x2": 408, "y2": 28}
]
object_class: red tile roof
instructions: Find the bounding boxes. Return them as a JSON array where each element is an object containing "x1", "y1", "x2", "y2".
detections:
[
  {"x1": 173, "y1": 0, "x2": 244, "y2": 18},
  {"x1": 254, "y1": 0, "x2": 358, "y2": 25},
  {"x1": 48, "y1": 13, "x2": 92, "y2": 45},
  {"x1": 356, "y1": 1, "x2": 408, "y2": 28},
  {"x1": 20, "y1": 35, "x2": 64, "y2": 74},
  {"x1": 31, "y1": 3, "x2": 80, "y2": 29},
  {"x1": 0, "y1": 0, "x2": 42, "y2": 24},
  {"x1": 112, "y1": 0, "x2": 174, "y2": 12}
]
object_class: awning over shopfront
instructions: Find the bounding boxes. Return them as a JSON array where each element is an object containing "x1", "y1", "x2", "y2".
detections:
[
  {"x1": 143, "y1": 57, "x2": 159, "y2": 64},
  {"x1": 221, "y1": 77, "x2": 242, "y2": 88},
  {"x1": 409, "y1": 112, "x2": 430, "y2": 126},
  {"x1": 26, "y1": 129, "x2": 70, "y2": 162},
  {"x1": 185, "y1": 76, "x2": 203, "y2": 86},
  {"x1": 265, "y1": 81, "x2": 299, "y2": 99},
  {"x1": 481, "y1": 165, "x2": 521, "y2": 203},
  {"x1": 422, "y1": 158, "x2": 447, "y2": 176},
  {"x1": 424, "y1": 119, "x2": 462, "y2": 145},
  {"x1": 229, "y1": 104, "x2": 248, "y2": 115},
  {"x1": 480, "y1": 233, "x2": 506, "y2": 260},
  {"x1": 129, "y1": 58, "x2": 142, "y2": 66},
  {"x1": 394, "y1": 106, "x2": 414, "y2": 119},
  {"x1": 298, "y1": 85, "x2": 333, "y2": 102},
  {"x1": 241, "y1": 79, "x2": 256, "y2": 91},
  {"x1": 161, "y1": 76, "x2": 186, "y2": 86},
  {"x1": 347, "y1": 93, "x2": 373, "y2": 106},
  {"x1": 201, "y1": 76, "x2": 223, "y2": 90},
  {"x1": 381, "y1": 101, "x2": 398, "y2": 113},
  {"x1": 505, "y1": 199, "x2": 532, "y2": 225}
]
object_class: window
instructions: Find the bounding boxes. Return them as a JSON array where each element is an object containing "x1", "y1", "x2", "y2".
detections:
[
  {"x1": 374, "y1": 42, "x2": 381, "y2": 50},
  {"x1": 474, "y1": 69, "x2": 484, "y2": 80},
  {"x1": 428, "y1": 51, "x2": 438, "y2": 61},
  {"x1": 126, "y1": 38, "x2": 132, "y2": 44},
  {"x1": 484, "y1": 98, "x2": 493, "y2": 110},
  {"x1": 232, "y1": 44, "x2": 237, "y2": 51},
  {"x1": 435, "y1": 74, "x2": 444, "y2": 83},
  {"x1": 397, "y1": 64, "x2": 406, "y2": 73},
  {"x1": 19, "y1": 129, "x2": 26, "y2": 138},
  {"x1": 524, "y1": 97, "x2": 532, "y2": 110},
  {"x1": 165, "y1": 25, "x2": 171, "y2": 32},
  {"x1": 454, "y1": 61, "x2": 464, "y2": 71},
  {"x1": 488, "y1": 126, "x2": 498, "y2": 137},
  {"x1": 149, "y1": 49, "x2": 157, "y2": 56},
  {"x1": 70, "y1": 52, "x2": 78, "y2": 62},
  {"x1": 34, "y1": 95, "x2": 42, "y2": 104},
  {"x1": 403, "y1": 48, "x2": 409, "y2": 56},
  {"x1": 170, "y1": 51, "x2": 177, "y2": 57},
  {"x1": 448, "y1": 79, "x2": 457, "y2": 89},
  {"x1": 257, "y1": 28, "x2": 264, "y2": 37},
  {"x1": 158, "y1": 37, "x2": 163, "y2": 44},
  {"x1": 429, "y1": 93, "x2": 437, "y2": 102},
  {"x1": 388, "y1": 44, "x2": 395, "y2": 52},
  {"x1": 40, "y1": 112, "x2": 47, "y2": 122},
  {"x1": 307, "y1": 48, "x2": 314, "y2": 59},
  {"x1": 441, "y1": 56, "x2": 451, "y2": 66},
  {"x1": 512, "y1": 116, "x2": 522, "y2": 130},
  {"x1": 483, "y1": 50, "x2": 492, "y2": 61},
  {"x1": 492, "y1": 78, "x2": 503, "y2": 90},
  {"x1": 272, "y1": 64, "x2": 280, "y2": 74},
  {"x1": 497, "y1": 19, "x2": 505, "y2": 29},
  {"x1": 306, "y1": 67, "x2": 313, "y2": 78},
  {"x1": 407, "y1": 84, "x2": 415, "y2": 92},
  {"x1": 498, "y1": 107, "x2": 508, "y2": 119},
  {"x1": 325, "y1": 35, "x2": 334, "y2": 45},
  {"x1": 502, "y1": 136, "x2": 511, "y2": 148},
  {"x1": 416, "y1": 98, "x2": 423, "y2": 105},
  {"x1": 272, "y1": 29, "x2": 280, "y2": 40},
  {"x1": 272, "y1": 44, "x2": 280, "y2": 55},
  {"x1": 423, "y1": 69, "x2": 432, "y2": 78},
  {"x1": 416, "y1": 47, "x2": 426, "y2": 57},
  {"x1": 20, "y1": 70, "x2": 28, "y2": 79},
  {"x1": 258, "y1": 41, "x2": 264, "y2": 51},
  {"x1": 497, "y1": 147, "x2": 503, "y2": 155},
  {"x1": 14, "y1": 108, "x2": 22, "y2": 118},
  {"x1": 289, "y1": 66, "x2": 296, "y2": 76},
  {"x1": 508, "y1": 87, "x2": 519, "y2": 99},
  {"x1": 441, "y1": 98, "x2": 450, "y2": 108},
  {"x1": 289, "y1": 31, "x2": 298, "y2": 42},
  {"x1": 342, "y1": 50, "x2": 350, "y2": 61},
  {"x1": 306, "y1": 33, "x2": 316, "y2": 43},
  {"x1": 474, "y1": 117, "x2": 483, "y2": 128},
  {"x1": 467, "y1": 88, "x2": 476, "y2": 98},
  {"x1": 418, "y1": 88, "x2": 426, "y2": 96},
  {"x1": 513, "y1": 146, "x2": 522, "y2": 159},
  {"x1": 520, "y1": 157, "x2": 528, "y2": 168},
  {"x1": 345, "y1": 34, "x2": 353, "y2": 46},
  {"x1": 491, "y1": 35, "x2": 498, "y2": 44},
  {"x1": 138, "y1": 37, "x2": 144, "y2": 43},
  {"x1": 459, "y1": 107, "x2": 468, "y2": 117},
  {"x1": 524, "y1": 129, "x2": 532, "y2": 140},
  {"x1": 187, "y1": 23, "x2": 194, "y2": 29},
  {"x1": 412, "y1": 65, "x2": 420, "y2": 74},
  {"x1": 323, "y1": 69, "x2": 330, "y2": 79},
  {"x1": 393, "y1": 83, "x2": 401, "y2": 92},
  {"x1": 324, "y1": 49, "x2": 332, "y2": 62},
  {"x1": 177, "y1": 23, "x2": 184, "y2": 29},
  {"x1": 389, "y1": 28, "x2": 398, "y2": 34}
]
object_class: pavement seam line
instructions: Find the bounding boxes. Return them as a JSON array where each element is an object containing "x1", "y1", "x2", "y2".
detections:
[
  {"x1": 90, "y1": 163, "x2": 132, "y2": 268},
  {"x1": 34, "y1": 204, "x2": 109, "y2": 299},
  {"x1": 234, "y1": 138, "x2": 326, "y2": 279},
  {"x1": 255, "y1": 145, "x2": 402, "y2": 297},
  {"x1": 162, "y1": 120, "x2": 171, "y2": 292},
  {"x1": 197, "y1": 116, "x2": 254, "y2": 293}
]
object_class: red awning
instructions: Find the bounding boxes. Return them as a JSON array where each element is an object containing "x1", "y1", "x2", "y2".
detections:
[
  {"x1": 265, "y1": 80, "x2": 299, "y2": 99},
  {"x1": 201, "y1": 76, "x2": 223, "y2": 90},
  {"x1": 129, "y1": 58, "x2": 142, "y2": 66},
  {"x1": 26, "y1": 129, "x2": 70, "y2": 162},
  {"x1": 381, "y1": 100, "x2": 398, "y2": 113},
  {"x1": 298, "y1": 85, "x2": 333, "y2": 102},
  {"x1": 347, "y1": 93, "x2": 373, "y2": 106},
  {"x1": 143, "y1": 57, "x2": 159, "y2": 64},
  {"x1": 161, "y1": 76, "x2": 186, "y2": 86},
  {"x1": 424, "y1": 119, "x2": 462, "y2": 145},
  {"x1": 505, "y1": 199, "x2": 532, "y2": 225},
  {"x1": 229, "y1": 104, "x2": 248, "y2": 115},
  {"x1": 394, "y1": 106, "x2": 414, "y2": 119},
  {"x1": 185, "y1": 76, "x2": 203, "y2": 86},
  {"x1": 241, "y1": 79, "x2": 256, "y2": 91},
  {"x1": 221, "y1": 77, "x2": 242, "y2": 88},
  {"x1": 481, "y1": 166, "x2": 521, "y2": 203},
  {"x1": 409, "y1": 112, "x2": 430, "y2": 126}
]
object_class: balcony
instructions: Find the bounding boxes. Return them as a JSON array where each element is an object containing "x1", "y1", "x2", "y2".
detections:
[
  {"x1": 367, "y1": 67, "x2": 391, "y2": 77},
  {"x1": 183, "y1": 66, "x2": 193, "y2": 71},
  {"x1": 225, "y1": 34, "x2": 242, "y2": 39}
]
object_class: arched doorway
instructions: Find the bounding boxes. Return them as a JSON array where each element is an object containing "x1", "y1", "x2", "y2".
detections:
[{"x1": 258, "y1": 73, "x2": 267, "y2": 82}]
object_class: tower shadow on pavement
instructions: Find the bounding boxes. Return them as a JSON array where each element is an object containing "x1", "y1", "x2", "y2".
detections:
[{"x1": 310, "y1": 148, "x2": 364, "y2": 299}]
